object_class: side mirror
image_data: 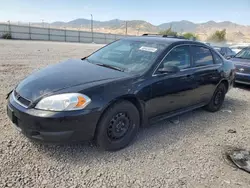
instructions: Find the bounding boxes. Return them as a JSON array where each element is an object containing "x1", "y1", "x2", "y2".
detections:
[
  {"x1": 226, "y1": 56, "x2": 231, "y2": 60},
  {"x1": 158, "y1": 66, "x2": 180, "y2": 74}
]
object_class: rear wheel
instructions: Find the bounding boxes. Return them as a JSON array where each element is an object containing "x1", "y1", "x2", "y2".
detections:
[
  {"x1": 95, "y1": 101, "x2": 140, "y2": 151},
  {"x1": 204, "y1": 83, "x2": 226, "y2": 112}
]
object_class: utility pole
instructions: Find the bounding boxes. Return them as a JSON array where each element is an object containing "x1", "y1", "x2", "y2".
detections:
[
  {"x1": 7, "y1": 20, "x2": 11, "y2": 35},
  {"x1": 78, "y1": 28, "x2": 80, "y2": 42},
  {"x1": 64, "y1": 27, "x2": 66, "y2": 42},
  {"x1": 125, "y1": 21, "x2": 128, "y2": 35},
  {"x1": 48, "y1": 24, "x2": 50, "y2": 41},
  {"x1": 91, "y1": 14, "x2": 94, "y2": 43},
  {"x1": 29, "y1": 22, "x2": 31, "y2": 40},
  {"x1": 137, "y1": 28, "x2": 140, "y2": 36}
]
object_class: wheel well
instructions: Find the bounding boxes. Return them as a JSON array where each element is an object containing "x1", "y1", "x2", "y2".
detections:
[
  {"x1": 122, "y1": 96, "x2": 144, "y2": 126},
  {"x1": 220, "y1": 80, "x2": 229, "y2": 92},
  {"x1": 97, "y1": 96, "x2": 144, "y2": 129},
  {"x1": 94, "y1": 96, "x2": 144, "y2": 140}
]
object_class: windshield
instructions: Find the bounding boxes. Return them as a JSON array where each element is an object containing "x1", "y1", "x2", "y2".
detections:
[
  {"x1": 87, "y1": 39, "x2": 168, "y2": 73},
  {"x1": 235, "y1": 48, "x2": 250, "y2": 59}
]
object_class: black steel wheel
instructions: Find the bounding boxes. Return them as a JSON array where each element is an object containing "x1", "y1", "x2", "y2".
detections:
[
  {"x1": 107, "y1": 112, "x2": 130, "y2": 141},
  {"x1": 95, "y1": 101, "x2": 140, "y2": 151},
  {"x1": 204, "y1": 83, "x2": 226, "y2": 112}
]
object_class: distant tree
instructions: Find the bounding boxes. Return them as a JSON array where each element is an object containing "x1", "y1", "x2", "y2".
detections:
[
  {"x1": 208, "y1": 29, "x2": 226, "y2": 42},
  {"x1": 182, "y1": 32, "x2": 197, "y2": 40},
  {"x1": 159, "y1": 27, "x2": 177, "y2": 36},
  {"x1": 1, "y1": 32, "x2": 12, "y2": 39}
]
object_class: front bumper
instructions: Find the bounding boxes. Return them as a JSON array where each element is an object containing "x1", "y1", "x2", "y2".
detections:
[
  {"x1": 7, "y1": 93, "x2": 101, "y2": 143},
  {"x1": 235, "y1": 72, "x2": 250, "y2": 85}
]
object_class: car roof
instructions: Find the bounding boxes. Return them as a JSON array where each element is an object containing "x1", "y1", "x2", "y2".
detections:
[
  {"x1": 123, "y1": 36, "x2": 206, "y2": 46},
  {"x1": 212, "y1": 45, "x2": 230, "y2": 48}
]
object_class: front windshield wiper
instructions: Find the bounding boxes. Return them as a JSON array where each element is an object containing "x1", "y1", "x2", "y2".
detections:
[
  {"x1": 81, "y1": 57, "x2": 124, "y2": 72},
  {"x1": 95, "y1": 63, "x2": 125, "y2": 72}
]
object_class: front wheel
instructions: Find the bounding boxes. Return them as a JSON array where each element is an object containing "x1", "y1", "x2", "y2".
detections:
[
  {"x1": 95, "y1": 101, "x2": 140, "y2": 151},
  {"x1": 204, "y1": 83, "x2": 226, "y2": 112}
]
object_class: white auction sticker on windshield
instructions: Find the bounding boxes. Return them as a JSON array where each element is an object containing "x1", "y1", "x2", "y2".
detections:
[{"x1": 139, "y1": 46, "x2": 158, "y2": 52}]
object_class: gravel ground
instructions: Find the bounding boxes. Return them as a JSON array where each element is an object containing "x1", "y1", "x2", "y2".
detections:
[{"x1": 1, "y1": 39, "x2": 250, "y2": 188}]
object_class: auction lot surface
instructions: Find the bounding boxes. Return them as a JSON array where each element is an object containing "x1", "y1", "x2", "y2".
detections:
[{"x1": 1, "y1": 40, "x2": 250, "y2": 188}]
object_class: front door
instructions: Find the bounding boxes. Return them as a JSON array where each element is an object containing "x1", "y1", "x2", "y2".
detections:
[{"x1": 145, "y1": 45, "x2": 198, "y2": 118}]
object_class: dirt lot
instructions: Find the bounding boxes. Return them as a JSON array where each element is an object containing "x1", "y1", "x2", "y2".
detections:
[{"x1": 1, "y1": 39, "x2": 250, "y2": 188}]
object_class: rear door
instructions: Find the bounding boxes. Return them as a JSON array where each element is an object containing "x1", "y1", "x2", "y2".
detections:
[
  {"x1": 146, "y1": 45, "x2": 197, "y2": 118},
  {"x1": 190, "y1": 45, "x2": 222, "y2": 104}
]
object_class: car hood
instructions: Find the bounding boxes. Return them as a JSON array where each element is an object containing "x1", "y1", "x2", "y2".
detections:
[{"x1": 15, "y1": 59, "x2": 128, "y2": 101}]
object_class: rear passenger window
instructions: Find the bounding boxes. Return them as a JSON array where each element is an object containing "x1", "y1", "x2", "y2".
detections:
[
  {"x1": 212, "y1": 51, "x2": 223, "y2": 64},
  {"x1": 192, "y1": 46, "x2": 213, "y2": 67}
]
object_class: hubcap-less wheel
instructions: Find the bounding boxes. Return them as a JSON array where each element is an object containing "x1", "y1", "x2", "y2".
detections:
[
  {"x1": 107, "y1": 112, "x2": 130, "y2": 140},
  {"x1": 204, "y1": 83, "x2": 226, "y2": 112},
  {"x1": 95, "y1": 101, "x2": 140, "y2": 151},
  {"x1": 214, "y1": 90, "x2": 223, "y2": 105}
]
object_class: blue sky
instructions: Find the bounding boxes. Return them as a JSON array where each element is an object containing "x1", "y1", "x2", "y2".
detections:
[{"x1": 1, "y1": 0, "x2": 250, "y2": 25}]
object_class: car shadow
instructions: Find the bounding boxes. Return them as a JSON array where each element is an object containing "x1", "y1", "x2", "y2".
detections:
[
  {"x1": 234, "y1": 83, "x2": 250, "y2": 91},
  {"x1": 30, "y1": 96, "x2": 246, "y2": 164}
]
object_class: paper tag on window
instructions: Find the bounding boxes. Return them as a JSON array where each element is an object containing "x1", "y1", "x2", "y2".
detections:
[{"x1": 139, "y1": 46, "x2": 158, "y2": 52}]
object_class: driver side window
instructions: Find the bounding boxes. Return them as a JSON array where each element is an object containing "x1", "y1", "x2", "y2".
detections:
[{"x1": 159, "y1": 45, "x2": 191, "y2": 70}]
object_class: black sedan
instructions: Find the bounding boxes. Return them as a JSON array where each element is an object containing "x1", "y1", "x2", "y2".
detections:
[
  {"x1": 230, "y1": 47, "x2": 250, "y2": 85},
  {"x1": 7, "y1": 36, "x2": 235, "y2": 151}
]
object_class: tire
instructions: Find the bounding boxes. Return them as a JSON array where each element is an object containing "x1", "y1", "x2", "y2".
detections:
[
  {"x1": 95, "y1": 101, "x2": 140, "y2": 151},
  {"x1": 204, "y1": 83, "x2": 226, "y2": 112}
]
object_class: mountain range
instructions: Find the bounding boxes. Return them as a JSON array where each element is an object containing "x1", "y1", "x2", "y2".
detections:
[{"x1": 34, "y1": 19, "x2": 250, "y2": 42}]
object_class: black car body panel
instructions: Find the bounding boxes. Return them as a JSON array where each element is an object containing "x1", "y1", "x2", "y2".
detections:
[
  {"x1": 7, "y1": 94, "x2": 100, "y2": 142},
  {"x1": 16, "y1": 59, "x2": 129, "y2": 102},
  {"x1": 7, "y1": 37, "x2": 235, "y2": 143}
]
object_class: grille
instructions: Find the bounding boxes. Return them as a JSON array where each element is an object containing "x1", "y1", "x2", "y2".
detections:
[{"x1": 13, "y1": 90, "x2": 31, "y2": 107}]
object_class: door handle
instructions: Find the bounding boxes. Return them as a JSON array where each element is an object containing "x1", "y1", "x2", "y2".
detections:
[{"x1": 183, "y1": 75, "x2": 194, "y2": 79}]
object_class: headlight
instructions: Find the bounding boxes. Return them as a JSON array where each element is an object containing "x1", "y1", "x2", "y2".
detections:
[{"x1": 35, "y1": 93, "x2": 91, "y2": 111}]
